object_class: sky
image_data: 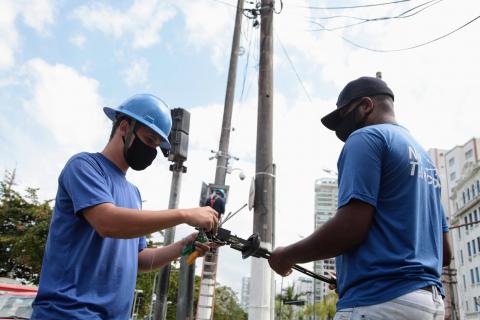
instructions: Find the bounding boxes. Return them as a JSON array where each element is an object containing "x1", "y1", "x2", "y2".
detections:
[{"x1": 1, "y1": 0, "x2": 480, "y2": 299}]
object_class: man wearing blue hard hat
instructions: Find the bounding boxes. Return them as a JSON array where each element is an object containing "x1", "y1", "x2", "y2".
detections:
[
  {"x1": 268, "y1": 77, "x2": 452, "y2": 319},
  {"x1": 32, "y1": 94, "x2": 218, "y2": 319}
]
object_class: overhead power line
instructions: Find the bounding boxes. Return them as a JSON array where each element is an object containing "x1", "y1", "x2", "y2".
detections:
[
  {"x1": 310, "y1": 14, "x2": 480, "y2": 52},
  {"x1": 308, "y1": 0, "x2": 444, "y2": 31},
  {"x1": 276, "y1": 33, "x2": 313, "y2": 103},
  {"x1": 306, "y1": 0, "x2": 411, "y2": 10}
]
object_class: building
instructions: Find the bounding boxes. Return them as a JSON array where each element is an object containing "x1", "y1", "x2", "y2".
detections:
[
  {"x1": 240, "y1": 276, "x2": 250, "y2": 312},
  {"x1": 429, "y1": 137, "x2": 480, "y2": 320},
  {"x1": 313, "y1": 177, "x2": 338, "y2": 305},
  {"x1": 294, "y1": 277, "x2": 313, "y2": 305},
  {"x1": 450, "y1": 162, "x2": 480, "y2": 319}
]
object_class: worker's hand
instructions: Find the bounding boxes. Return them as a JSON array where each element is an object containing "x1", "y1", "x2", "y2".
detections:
[
  {"x1": 184, "y1": 207, "x2": 219, "y2": 233},
  {"x1": 328, "y1": 272, "x2": 337, "y2": 292},
  {"x1": 183, "y1": 232, "x2": 211, "y2": 257},
  {"x1": 268, "y1": 246, "x2": 294, "y2": 277}
]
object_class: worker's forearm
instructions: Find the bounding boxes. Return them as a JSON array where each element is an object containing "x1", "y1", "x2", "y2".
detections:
[
  {"x1": 93, "y1": 205, "x2": 187, "y2": 239},
  {"x1": 138, "y1": 242, "x2": 184, "y2": 272},
  {"x1": 283, "y1": 213, "x2": 369, "y2": 264}
]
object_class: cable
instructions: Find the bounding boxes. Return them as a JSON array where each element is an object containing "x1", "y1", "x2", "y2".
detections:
[
  {"x1": 310, "y1": 0, "x2": 440, "y2": 22},
  {"x1": 276, "y1": 33, "x2": 313, "y2": 103},
  {"x1": 310, "y1": 14, "x2": 480, "y2": 52},
  {"x1": 305, "y1": 0, "x2": 411, "y2": 10},
  {"x1": 240, "y1": 20, "x2": 253, "y2": 102},
  {"x1": 308, "y1": 0, "x2": 444, "y2": 31},
  {"x1": 206, "y1": 0, "x2": 237, "y2": 8}
]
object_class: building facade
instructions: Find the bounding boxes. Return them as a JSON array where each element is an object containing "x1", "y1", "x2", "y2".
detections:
[
  {"x1": 240, "y1": 276, "x2": 250, "y2": 312},
  {"x1": 429, "y1": 137, "x2": 480, "y2": 320},
  {"x1": 313, "y1": 178, "x2": 338, "y2": 306}
]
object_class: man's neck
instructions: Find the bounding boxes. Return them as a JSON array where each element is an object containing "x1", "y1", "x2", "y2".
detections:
[{"x1": 102, "y1": 140, "x2": 129, "y2": 173}]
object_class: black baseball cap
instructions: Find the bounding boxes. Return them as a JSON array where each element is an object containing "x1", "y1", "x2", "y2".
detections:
[{"x1": 321, "y1": 76, "x2": 394, "y2": 131}]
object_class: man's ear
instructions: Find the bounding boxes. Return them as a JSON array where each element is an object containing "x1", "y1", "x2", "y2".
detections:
[
  {"x1": 363, "y1": 97, "x2": 375, "y2": 114},
  {"x1": 118, "y1": 119, "x2": 130, "y2": 137}
]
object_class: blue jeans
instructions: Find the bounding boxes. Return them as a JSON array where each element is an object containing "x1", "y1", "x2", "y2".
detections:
[{"x1": 334, "y1": 286, "x2": 445, "y2": 320}]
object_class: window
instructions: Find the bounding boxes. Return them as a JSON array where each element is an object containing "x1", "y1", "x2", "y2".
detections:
[
  {"x1": 470, "y1": 213, "x2": 474, "y2": 226},
  {"x1": 474, "y1": 241, "x2": 478, "y2": 255},
  {"x1": 468, "y1": 189, "x2": 471, "y2": 202},
  {"x1": 468, "y1": 242, "x2": 472, "y2": 256},
  {"x1": 474, "y1": 185, "x2": 477, "y2": 197},
  {"x1": 461, "y1": 249, "x2": 464, "y2": 265},
  {"x1": 477, "y1": 237, "x2": 480, "y2": 252},
  {"x1": 471, "y1": 269, "x2": 475, "y2": 284},
  {"x1": 466, "y1": 216, "x2": 469, "y2": 231},
  {"x1": 464, "y1": 275, "x2": 467, "y2": 291},
  {"x1": 476, "y1": 297, "x2": 479, "y2": 312},
  {"x1": 451, "y1": 172, "x2": 456, "y2": 181},
  {"x1": 463, "y1": 192, "x2": 466, "y2": 205},
  {"x1": 449, "y1": 157, "x2": 455, "y2": 167},
  {"x1": 477, "y1": 180, "x2": 480, "y2": 193},
  {"x1": 476, "y1": 267, "x2": 480, "y2": 283},
  {"x1": 475, "y1": 209, "x2": 479, "y2": 223},
  {"x1": 466, "y1": 149, "x2": 473, "y2": 159},
  {"x1": 458, "y1": 227, "x2": 462, "y2": 239}
]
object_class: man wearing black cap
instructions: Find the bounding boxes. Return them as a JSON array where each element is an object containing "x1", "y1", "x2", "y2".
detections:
[{"x1": 269, "y1": 77, "x2": 451, "y2": 319}]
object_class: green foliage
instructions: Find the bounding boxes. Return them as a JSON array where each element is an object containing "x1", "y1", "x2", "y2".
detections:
[
  {"x1": 213, "y1": 285, "x2": 247, "y2": 320},
  {"x1": 0, "y1": 170, "x2": 52, "y2": 284}
]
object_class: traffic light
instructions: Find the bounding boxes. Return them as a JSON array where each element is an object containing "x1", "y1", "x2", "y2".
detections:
[{"x1": 167, "y1": 108, "x2": 190, "y2": 162}]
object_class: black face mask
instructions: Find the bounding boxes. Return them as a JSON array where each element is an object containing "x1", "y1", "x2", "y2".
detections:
[
  {"x1": 123, "y1": 131, "x2": 158, "y2": 171},
  {"x1": 335, "y1": 101, "x2": 368, "y2": 142}
]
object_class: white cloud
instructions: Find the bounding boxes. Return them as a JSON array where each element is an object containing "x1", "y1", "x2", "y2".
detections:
[
  {"x1": 74, "y1": 0, "x2": 176, "y2": 49},
  {"x1": 22, "y1": 59, "x2": 109, "y2": 150},
  {"x1": 122, "y1": 58, "x2": 150, "y2": 88},
  {"x1": 69, "y1": 34, "x2": 86, "y2": 48},
  {"x1": 175, "y1": 0, "x2": 235, "y2": 70},
  {"x1": 0, "y1": 0, "x2": 55, "y2": 70}
]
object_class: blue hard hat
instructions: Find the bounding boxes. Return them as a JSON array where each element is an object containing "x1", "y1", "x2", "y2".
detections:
[{"x1": 104, "y1": 94, "x2": 172, "y2": 150}]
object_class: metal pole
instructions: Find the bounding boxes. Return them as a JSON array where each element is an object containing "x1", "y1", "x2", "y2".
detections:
[
  {"x1": 250, "y1": 0, "x2": 274, "y2": 319},
  {"x1": 153, "y1": 163, "x2": 184, "y2": 320},
  {"x1": 176, "y1": 256, "x2": 195, "y2": 319},
  {"x1": 195, "y1": 0, "x2": 244, "y2": 319}
]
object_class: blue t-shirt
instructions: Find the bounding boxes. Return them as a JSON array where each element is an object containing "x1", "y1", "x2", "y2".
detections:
[
  {"x1": 335, "y1": 124, "x2": 448, "y2": 310},
  {"x1": 32, "y1": 152, "x2": 147, "y2": 320}
]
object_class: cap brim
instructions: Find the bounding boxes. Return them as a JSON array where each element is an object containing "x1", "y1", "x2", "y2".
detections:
[{"x1": 321, "y1": 108, "x2": 342, "y2": 131}]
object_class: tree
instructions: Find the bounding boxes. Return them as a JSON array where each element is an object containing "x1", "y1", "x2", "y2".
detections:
[
  {"x1": 0, "y1": 170, "x2": 52, "y2": 284},
  {"x1": 213, "y1": 285, "x2": 247, "y2": 320}
]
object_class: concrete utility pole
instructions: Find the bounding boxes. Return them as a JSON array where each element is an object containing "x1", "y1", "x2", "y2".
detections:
[
  {"x1": 249, "y1": 0, "x2": 275, "y2": 319},
  {"x1": 195, "y1": 0, "x2": 244, "y2": 319}
]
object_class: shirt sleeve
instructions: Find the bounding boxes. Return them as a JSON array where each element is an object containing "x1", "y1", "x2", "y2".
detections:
[
  {"x1": 61, "y1": 156, "x2": 114, "y2": 215},
  {"x1": 138, "y1": 237, "x2": 147, "y2": 252},
  {"x1": 337, "y1": 130, "x2": 385, "y2": 209}
]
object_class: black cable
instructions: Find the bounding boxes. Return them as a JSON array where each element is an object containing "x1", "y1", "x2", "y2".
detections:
[
  {"x1": 310, "y1": 0, "x2": 440, "y2": 22},
  {"x1": 206, "y1": 0, "x2": 237, "y2": 8},
  {"x1": 306, "y1": 0, "x2": 411, "y2": 10},
  {"x1": 309, "y1": 0, "x2": 444, "y2": 31},
  {"x1": 240, "y1": 22, "x2": 253, "y2": 102},
  {"x1": 276, "y1": 33, "x2": 313, "y2": 103},
  {"x1": 310, "y1": 14, "x2": 480, "y2": 52}
]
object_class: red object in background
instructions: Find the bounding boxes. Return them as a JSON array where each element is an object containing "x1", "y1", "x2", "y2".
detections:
[{"x1": 0, "y1": 280, "x2": 37, "y2": 319}]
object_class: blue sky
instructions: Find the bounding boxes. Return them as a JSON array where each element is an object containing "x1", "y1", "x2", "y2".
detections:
[{"x1": 1, "y1": 0, "x2": 480, "y2": 297}]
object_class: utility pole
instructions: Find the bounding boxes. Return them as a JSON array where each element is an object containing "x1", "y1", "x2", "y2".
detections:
[
  {"x1": 153, "y1": 109, "x2": 190, "y2": 320},
  {"x1": 193, "y1": 0, "x2": 245, "y2": 319},
  {"x1": 249, "y1": 0, "x2": 274, "y2": 319}
]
